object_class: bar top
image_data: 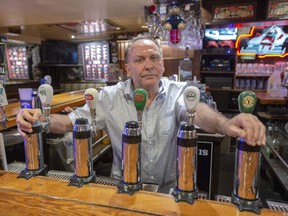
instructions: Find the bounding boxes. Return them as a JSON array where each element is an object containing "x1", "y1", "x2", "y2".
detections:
[
  {"x1": 0, "y1": 171, "x2": 284, "y2": 216},
  {"x1": 0, "y1": 90, "x2": 86, "y2": 131},
  {"x1": 256, "y1": 92, "x2": 288, "y2": 105}
]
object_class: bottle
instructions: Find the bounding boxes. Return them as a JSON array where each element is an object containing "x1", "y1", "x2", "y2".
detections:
[
  {"x1": 267, "y1": 68, "x2": 282, "y2": 97},
  {"x1": 264, "y1": 125, "x2": 273, "y2": 158},
  {"x1": 270, "y1": 126, "x2": 281, "y2": 159}
]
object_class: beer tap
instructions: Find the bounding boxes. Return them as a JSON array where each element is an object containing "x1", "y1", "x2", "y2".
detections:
[
  {"x1": 18, "y1": 84, "x2": 53, "y2": 180},
  {"x1": 69, "y1": 88, "x2": 98, "y2": 187},
  {"x1": 68, "y1": 118, "x2": 95, "y2": 187},
  {"x1": 84, "y1": 88, "x2": 98, "y2": 137},
  {"x1": 133, "y1": 88, "x2": 147, "y2": 129},
  {"x1": 117, "y1": 89, "x2": 147, "y2": 195},
  {"x1": 173, "y1": 86, "x2": 200, "y2": 204},
  {"x1": 231, "y1": 91, "x2": 262, "y2": 214},
  {"x1": 38, "y1": 84, "x2": 53, "y2": 133}
]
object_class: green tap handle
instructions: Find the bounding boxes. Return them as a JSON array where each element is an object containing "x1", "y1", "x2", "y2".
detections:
[
  {"x1": 238, "y1": 91, "x2": 257, "y2": 114},
  {"x1": 133, "y1": 88, "x2": 147, "y2": 111}
]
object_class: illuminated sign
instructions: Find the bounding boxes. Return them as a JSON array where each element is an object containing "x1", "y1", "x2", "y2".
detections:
[{"x1": 236, "y1": 25, "x2": 288, "y2": 58}]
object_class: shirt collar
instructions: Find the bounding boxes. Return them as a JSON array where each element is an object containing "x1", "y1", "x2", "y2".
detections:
[{"x1": 123, "y1": 78, "x2": 167, "y2": 100}]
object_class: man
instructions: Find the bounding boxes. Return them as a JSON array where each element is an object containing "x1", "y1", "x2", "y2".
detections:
[{"x1": 16, "y1": 35, "x2": 266, "y2": 193}]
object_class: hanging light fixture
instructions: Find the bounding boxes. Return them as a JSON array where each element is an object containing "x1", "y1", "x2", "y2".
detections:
[{"x1": 145, "y1": 0, "x2": 204, "y2": 50}]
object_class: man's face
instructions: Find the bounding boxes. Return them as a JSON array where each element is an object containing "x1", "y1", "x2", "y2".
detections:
[{"x1": 125, "y1": 39, "x2": 165, "y2": 91}]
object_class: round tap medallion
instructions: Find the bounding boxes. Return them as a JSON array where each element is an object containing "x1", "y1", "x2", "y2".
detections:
[{"x1": 186, "y1": 91, "x2": 196, "y2": 101}]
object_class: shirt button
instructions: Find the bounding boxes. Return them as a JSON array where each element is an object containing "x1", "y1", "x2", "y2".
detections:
[
  {"x1": 148, "y1": 141, "x2": 152, "y2": 145},
  {"x1": 150, "y1": 159, "x2": 153, "y2": 163},
  {"x1": 150, "y1": 176, "x2": 154, "y2": 180}
]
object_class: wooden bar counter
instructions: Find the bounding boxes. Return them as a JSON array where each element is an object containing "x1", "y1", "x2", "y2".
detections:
[
  {"x1": 0, "y1": 90, "x2": 86, "y2": 130},
  {"x1": 256, "y1": 92, "x2": 287, "y2": 105},
  {"x1": 255, "y1": 92, "x2": 288, "y2": 121},
  {"x1": 0, "y1": 171, "x2": 284, "y2": 216}
]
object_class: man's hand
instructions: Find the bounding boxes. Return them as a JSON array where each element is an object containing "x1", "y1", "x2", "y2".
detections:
[
  {"x1": 16, "y1": 108, "x2": 42, "y2": 137},
  {"x1": 221, "y1": 113, "x2": 266, "y2": 146}
]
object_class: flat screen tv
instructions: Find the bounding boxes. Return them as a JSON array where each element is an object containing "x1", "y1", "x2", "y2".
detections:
[
  {"x1": 41, "y1": 40, "x2": 78, "y2": 64},
  {"x1": 204, "y1": 27, "x2": 238, "y2": 48}
]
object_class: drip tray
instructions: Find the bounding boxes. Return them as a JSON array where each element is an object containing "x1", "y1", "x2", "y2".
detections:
[
  {"x1": 215, "y1": 195, "x2": 232, "y2": 203},
  {"x1": 266, "y1": 200, "x2": 288, "y2": 213},
  {"x1": 7, "y1": 162, "x2": 119, "y2": 187},
  {"x1": 48, "y1": 170, "x2": 119, "y2": 186}
]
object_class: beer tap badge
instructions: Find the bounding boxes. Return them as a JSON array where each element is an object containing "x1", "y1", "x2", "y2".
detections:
[
  {"x1": 133, "y1": 89, "x2": 147, "y2": 111},
  {"x1": 85, "y1": 93, "x2": 94, "y2": 100},
  {"x1": 242, "y1": 95, "x2": 255, "y2": 109},
  {"x1": 185, "y1": 91, "x2": 196, "y2": 102}
]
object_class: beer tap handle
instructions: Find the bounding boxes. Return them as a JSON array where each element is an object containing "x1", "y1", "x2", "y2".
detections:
[
  {"x1": 237, "y1": 91, "x2": 257, "y2": 142},
  {"x1": 238, "y1": 91, "x2": 257, "y2": 114},
  {"x1": 133, "y1": 88, "x2": 147, "y2": 129},
  {"x1": 38, "y1": 84, "x2": 53, "y2": 133},
  {"x1": 183, "y1": 86, "x2": 200, "y2": 125},
  {"x1": 84, "y1": 88, "x2": 98, "y2": 136}
]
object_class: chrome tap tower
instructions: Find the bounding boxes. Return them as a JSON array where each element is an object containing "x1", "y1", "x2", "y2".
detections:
[
  {"x1": 18, "y1": 84, "x2": 53, "y2": 179},
  {"x1": 117, "y1": 89, "x2": 147, "y2": 195},
  {"x1": 231, "y1": 91, "x2": 262, "y2": 214},
  {"x1": 68, "y1": 88, "x2": 98, "y2": 187},
  {"x1": 173, "y1": 86, "x2": 200, "y2": 204}
]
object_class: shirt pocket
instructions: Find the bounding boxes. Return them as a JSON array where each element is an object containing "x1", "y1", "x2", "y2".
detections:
[{"x1": 158, "y1": 109, "x2": 177, "y2": 136}]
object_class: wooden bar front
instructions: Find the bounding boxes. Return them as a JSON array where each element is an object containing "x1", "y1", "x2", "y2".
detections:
[
  {"x1": 0, "y1": 171, "x2": 284, "y2": 216},
  {"x1": 0, "y1": 90, "x2": 86, "y2": 131}
]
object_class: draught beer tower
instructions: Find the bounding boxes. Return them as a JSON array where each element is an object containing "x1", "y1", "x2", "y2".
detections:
[
  {"x1": 173, "y1": 86, "x2": 200, "y2": 204},
  {"x1": 18, "y1": 84, "x2": 53, "y2": 179},
  {"x1": 117, "y1": 88, "x2": 147, "y2": 195},
  {"x1": 69, "y1": 88, "x2": 98, "y2": 187},
  {"x1": 231, "y1": 91, "x2": 262, "y2": 214}
]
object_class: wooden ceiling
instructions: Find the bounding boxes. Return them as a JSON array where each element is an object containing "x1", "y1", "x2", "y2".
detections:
[
  {"x1": 0, "y1": 0, "x2": 151, "y2": 43},
  {"x1": 0, "y1": 0, "x2": 277, "y2": 44}
]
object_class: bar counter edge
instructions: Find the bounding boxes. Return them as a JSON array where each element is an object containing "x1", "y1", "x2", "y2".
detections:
[{"x1": 0, "y1": 171, "x2": 284, "y2": 216}]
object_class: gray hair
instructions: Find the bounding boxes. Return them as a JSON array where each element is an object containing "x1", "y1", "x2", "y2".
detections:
[{"x1": 125, "y1": 34, "x2": 163, "y2": 63}]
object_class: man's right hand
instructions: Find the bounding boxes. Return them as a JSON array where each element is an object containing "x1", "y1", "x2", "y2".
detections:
[{"x1": 16, "y1": 108, "x2": 42, "y2": 137}]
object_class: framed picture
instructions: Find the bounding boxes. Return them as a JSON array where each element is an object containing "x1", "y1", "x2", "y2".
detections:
[
  {"x1": 267, "y1": 0, "x2": 288, "y2": 19},
  {"x1": 212, "y1": 3, "x2": 256, "y2": 21}
]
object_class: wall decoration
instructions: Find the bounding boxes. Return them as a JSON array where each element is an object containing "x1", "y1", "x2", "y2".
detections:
[
  {"x1": 267, "y1": 0, "x2": 288, "y2": 19},
  {"x1": 145, "y1": 0, "x2": 204, "y2": 49},
  {"x1": 212, "y1": 4, "x2": 256, "y2": 21}
]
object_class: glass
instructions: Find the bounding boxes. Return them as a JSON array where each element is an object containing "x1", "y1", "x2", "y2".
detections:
[
  {"x1": 241, "y1": 63, "x2": 247, "y2": 74},
  {"x1": 253, "y1": 63, "x2": 259, "y2": 74},
  {"x1": 247, "y1": 63, "x2": 253, "y2": 74},
  {"x1": 258, "y1": 63, "x2": 264, "y2": 74},
  {"x1": 236, "y1": 63, "x2": 242, "y2": 74}
]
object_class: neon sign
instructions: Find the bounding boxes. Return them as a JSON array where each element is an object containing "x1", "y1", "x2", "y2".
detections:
[{"x1": 236, "y1": 25, "x2": 288, "y2": 58}]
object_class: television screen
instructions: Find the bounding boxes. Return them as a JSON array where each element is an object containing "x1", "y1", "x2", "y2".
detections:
[
  {"x1": 205, "y1": 28, "x2": 238, "y2": 41},
  {"x1": 41, "y1": 40, "x2": 78, "y2": 64},
  {"x1": 204, "y1": 27, "x2": 238, "y2": 48}
]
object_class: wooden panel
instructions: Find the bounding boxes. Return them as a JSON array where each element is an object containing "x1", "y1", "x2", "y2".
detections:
[{"x1": 0, "y1": 171, "x2": 283, "y2": 216}]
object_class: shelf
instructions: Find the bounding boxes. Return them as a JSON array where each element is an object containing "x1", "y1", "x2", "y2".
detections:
[
  {"x1": 234, "y1": 89, "x2": 266, "y2": 92},
  {"x1": 201, "y1": 71, "x2": 234, "y2": 75},
  {"x1": 40, "y1": 64, "x2": 82, "y2": 67},
  {"x1": 235, "y1": 74, "x2": 270, "y2": 78}
]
